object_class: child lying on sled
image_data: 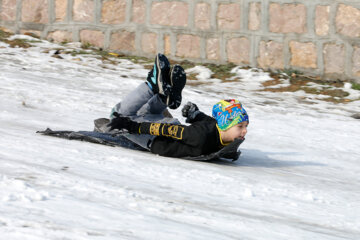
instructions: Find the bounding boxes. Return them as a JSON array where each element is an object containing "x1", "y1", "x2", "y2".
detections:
[{"x1": 108, "y1": 53, "x2": 249, "y2": 158}]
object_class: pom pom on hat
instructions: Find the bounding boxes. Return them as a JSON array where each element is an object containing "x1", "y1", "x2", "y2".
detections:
[{"x1": 212, "y1": 99, "x2": 249, "y2": 130}]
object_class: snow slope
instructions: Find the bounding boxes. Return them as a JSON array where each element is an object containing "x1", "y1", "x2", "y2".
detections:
[{"x1": 0, "y1": 36, "x2": 359, "y2": 240}]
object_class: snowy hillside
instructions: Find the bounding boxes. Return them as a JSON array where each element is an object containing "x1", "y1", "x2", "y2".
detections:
[{"x1": 0, "y1": 35, "x2": 360, "y2": 240}]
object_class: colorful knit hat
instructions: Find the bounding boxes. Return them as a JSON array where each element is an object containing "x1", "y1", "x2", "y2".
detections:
[{"x1": 212, "y1": 99, "x2": 249, "y2": 130}]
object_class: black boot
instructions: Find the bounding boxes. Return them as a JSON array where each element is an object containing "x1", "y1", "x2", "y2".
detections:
[{"x1": 166, "y1": 65, "x2": 186, "y2": 109}]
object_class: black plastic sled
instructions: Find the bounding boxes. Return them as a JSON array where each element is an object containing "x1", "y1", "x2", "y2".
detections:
[{"x1": 37, "y1": 128, "x2": 244, "y2": 161}]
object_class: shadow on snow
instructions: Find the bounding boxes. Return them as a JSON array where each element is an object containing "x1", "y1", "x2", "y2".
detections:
[{"x1": 211, "y1": 148, "x2": 325, "y2": 168}]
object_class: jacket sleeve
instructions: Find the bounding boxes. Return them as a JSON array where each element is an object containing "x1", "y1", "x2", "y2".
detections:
[
  {"x1": 188, "y1": 111, "x2": 214, "y2": 123},
  {"x1": 138, "y1": 122, "x2": 204, "y2": 147}
]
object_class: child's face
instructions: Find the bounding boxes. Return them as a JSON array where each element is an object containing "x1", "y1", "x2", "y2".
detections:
[{"x1": 224, "y1": 121, "x2": 248, "y2": 142}]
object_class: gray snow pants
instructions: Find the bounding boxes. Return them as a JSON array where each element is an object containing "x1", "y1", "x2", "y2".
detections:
[{"x1": 110, "y1": 82, "x2": 181, "y2": 150}]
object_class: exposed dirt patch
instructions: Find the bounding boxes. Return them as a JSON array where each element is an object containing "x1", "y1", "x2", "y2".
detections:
[
  {"x1": 0, "y1": 28, "x2": 12, "y2": 39},
  {"x1": 23, "y1": 32, "x2": 40, "y2": 39},
  {"x1": 352, "y1": 82, "x2": 360, "y2": 90},
  {"x1": 262, "y1": 71, "x2": 354, "y2": 103},
  {"x1": 206, "y1": 63, "x2": 238, "y2": 81},
  {"x1": 0, "y1": 29, "x2": 33, "y2": 48}
]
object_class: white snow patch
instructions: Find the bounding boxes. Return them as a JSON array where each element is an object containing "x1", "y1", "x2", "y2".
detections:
[
  {"x1": 8, "y1": 34, "x2": 39, "y2": 41},
  {"x1": 186, "y1": 66, "x2": 213, "y2": 81},
  {"x1": 230, "y1": 67, "x2": 274, "y2": 90}
]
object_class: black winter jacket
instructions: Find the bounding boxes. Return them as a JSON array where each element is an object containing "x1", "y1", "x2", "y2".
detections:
[{"x1": 138, "y1": 112, "x2": 226, "y2": 158}]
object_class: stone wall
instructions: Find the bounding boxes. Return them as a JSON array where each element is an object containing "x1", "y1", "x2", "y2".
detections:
[{"x1": 1, "y1": 0, "x2": 360, "y2": 81}]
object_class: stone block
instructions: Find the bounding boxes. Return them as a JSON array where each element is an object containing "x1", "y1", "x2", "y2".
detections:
[
  {"x1": 206, "y1": 38, "x2": 220, "y2": 60},
  {"x1": 47, "y1": 30, "x2": 72, "y2": 43},
  {"x1": 248, "y1": 2, "x2": 261, "y2": 31},
  {"x1": 353, "y1": 47, "x2": 360, "y2": 77},
  {"x1": 22, "y1": 0, "x2": 49, "y2": 23},
  {"x1": 73, "y1": 0, "x2": 94, "y2": 22},
  {"x1": 101, "y1": 0, "x2": 126, "y2": 24},
  {"x1": 336, "y1": 4, "x2": 360, "y2": 38},
  {"x1": 227, "y1": 37, "x2": 250, "y2": 64},
  {"x1": 55, "y1": 0, "x2": 67, "y2": 22},
  {"x1": 323, "y1": 43, "x2": 345, "y2": 74},
  {"x1": 164, "y1": 35, "x2": 171, "y2": 55},
  {"x1": 80, "y1": 30, "x2": 104, "y2": 48},
  {"x1": 195, "y1": 3, "x2": 211, "y2": 30},
  {"x1": 269, "y1": 3, "x2": 306, "y2": 33},
  {"x1": 257, "y1": 41, "x2": 284, "y2": 69},
  {"x1": 315, "y1": 5, "x2": 330, "y2": 36},
  {"x1": 151, "y1": 1, "x2": 188, "y2": 27},
  {"x1": 290, "y1": 41, "x2": 317, "y2": 68},
  {"x1": 132, "y1": 0, "x2": 146, "y2": 23},
  {"x1": 217, "y1": 3, "x2": 241, "y2": 30},
  {"x1": 110, "y1": 31, "x2": 136, "y2": 51},
  {"x1": 1, "y1": 0, "x2": 17, "y2": 21},
  {"x1": 176, "y1": 34, "x2": 200, "y2": 58},
  {"x1": 142, "y1": 32, "x2": 157, "y2": 54}
]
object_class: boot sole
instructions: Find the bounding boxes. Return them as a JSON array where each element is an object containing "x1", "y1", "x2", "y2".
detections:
[{"x1": 167, "y1": 65, "x2": 186, "y2": 109}]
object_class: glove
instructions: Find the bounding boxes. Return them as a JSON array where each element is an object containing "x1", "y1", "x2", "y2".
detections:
[
  {"x1": 108, "y1": 112, "x2": 140, "y2": 133},
  {"x1": 181, "y1": 102, "x2": 200, "y2": 123}
]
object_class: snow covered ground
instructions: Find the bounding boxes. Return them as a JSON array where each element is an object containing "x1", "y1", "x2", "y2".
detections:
[{"x1": 0, "y1": 35, "x2": 360, "y2": 240}]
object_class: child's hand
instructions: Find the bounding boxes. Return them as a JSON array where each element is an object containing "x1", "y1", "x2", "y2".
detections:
[
  {"x1": 108, "y1": 113, "x2": 140, "y2": 133},
  {"x1": 182, "y1": 102, "x2": 200, "y2": 123}
]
